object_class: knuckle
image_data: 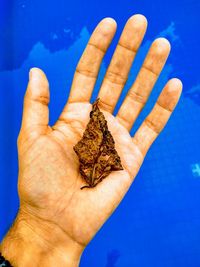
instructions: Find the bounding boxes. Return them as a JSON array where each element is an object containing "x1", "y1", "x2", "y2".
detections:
[
  {"x1": 127, "y1": 89, "x2": 146, "y2": 105},
  {"x1": 105, "y1": 70, "x2": 127, "y2": 85},
  {"x1": 144, "y1": 117, "x2": 161, "y2": 134}
]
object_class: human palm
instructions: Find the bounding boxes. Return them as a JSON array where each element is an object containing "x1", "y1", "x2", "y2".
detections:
[
  {"x1": 18, "y1": 100, "x2": 140, "y2": 246},
  {"x1": 17, "y1": 14, "x2": 182, "y2": 256}
]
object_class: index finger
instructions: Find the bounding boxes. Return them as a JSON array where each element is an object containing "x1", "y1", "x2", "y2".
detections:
[{"x1": 67, "y1": 18, "x2": 117, "y2": 104}]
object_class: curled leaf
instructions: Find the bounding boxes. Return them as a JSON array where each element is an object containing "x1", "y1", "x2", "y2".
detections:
[{"x1": 73, "y1": 98, "x2": 123, "y2": 189}]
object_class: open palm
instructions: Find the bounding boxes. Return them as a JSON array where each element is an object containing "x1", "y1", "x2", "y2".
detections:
[{"x1": 17, "y1": 15, "x2": 182, "y2": 258}]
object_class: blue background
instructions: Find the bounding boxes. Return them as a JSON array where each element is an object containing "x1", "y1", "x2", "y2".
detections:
[{"x1": 0, "y1": 0, "x2": 200, "y2": 266}]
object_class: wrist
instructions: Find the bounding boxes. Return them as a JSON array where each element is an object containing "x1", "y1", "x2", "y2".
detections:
[{"x1": 1, "y1": 209, "x2": 84, "y2": 267}]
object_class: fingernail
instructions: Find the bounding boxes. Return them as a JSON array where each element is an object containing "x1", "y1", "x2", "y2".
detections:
[
  {"x1": 29, "y1": 68, "x2": 39, "y2": 80},
  {"x1": 29, "y1": 68, "x2": 34, "y2": 80}
]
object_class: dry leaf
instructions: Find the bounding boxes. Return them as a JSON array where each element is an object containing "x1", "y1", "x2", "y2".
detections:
[{"x1": 73, "y1": 98, "x2": 123, "y2": 189}]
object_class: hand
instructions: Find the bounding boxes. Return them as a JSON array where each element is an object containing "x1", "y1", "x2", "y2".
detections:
[{"x1": 1, "y1": 15, "x2": 182, "y2": 267}]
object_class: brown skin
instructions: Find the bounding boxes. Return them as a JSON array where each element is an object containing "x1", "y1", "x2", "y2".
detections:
[{"x1": 0, "y1": 15, "x2": 182, "y2": 267}]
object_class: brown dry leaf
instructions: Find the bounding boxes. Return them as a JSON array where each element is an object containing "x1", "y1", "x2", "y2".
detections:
[{"x1": 73, "y1": 98, "x2": 123, "y2": 189}]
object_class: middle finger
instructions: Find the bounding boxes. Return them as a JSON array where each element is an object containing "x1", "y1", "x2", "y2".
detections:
[{"x1": 97, "y1": 14, "x2": 147, "y2": 113}]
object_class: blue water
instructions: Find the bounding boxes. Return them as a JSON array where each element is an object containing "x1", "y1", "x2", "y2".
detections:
[{"x1": 0, "y1": 1, "x2": 200, "y2": 266}]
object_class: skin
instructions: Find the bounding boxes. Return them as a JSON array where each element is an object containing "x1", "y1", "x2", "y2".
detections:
[{"x1": 0, "y1": 15, "x2": 182, "y2": 267}]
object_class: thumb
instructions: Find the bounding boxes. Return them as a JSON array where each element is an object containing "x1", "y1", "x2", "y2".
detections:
[{"x1": 20, "y1": 67, "x2": 50, "y2": 137}]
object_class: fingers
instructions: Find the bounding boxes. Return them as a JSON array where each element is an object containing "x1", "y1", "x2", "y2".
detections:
[
  {"x1": 67, "y1": 18, "x2": 117, "y2": 104},
  {"x1": 116, "y1": 38, "x2": 171, "y2": 130},
  {"x1": 20, "y1": 68, "x2": 50, "y2": 137},
  {"x1": 97, "y1": 14, "x2": 147, "y2": 112},
  {"x1": 132, "y1": 78, "x2": 182, "y2": 158}
]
